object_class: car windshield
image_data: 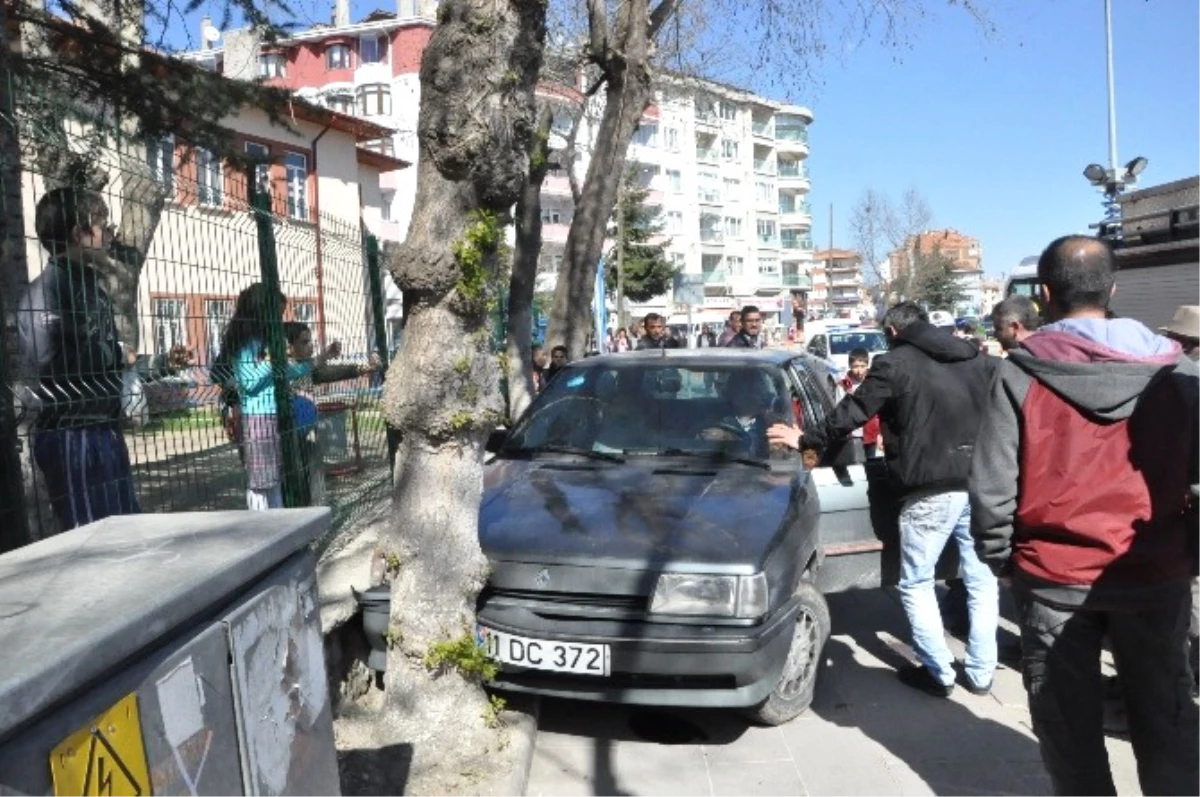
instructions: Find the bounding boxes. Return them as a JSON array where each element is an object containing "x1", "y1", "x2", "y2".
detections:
[
  {"x1": 503, "y1": 362, "x2": 799, "y2": 462},
  {"x1": 829, "y1": 331, "x2": 887, "y2": 355}
]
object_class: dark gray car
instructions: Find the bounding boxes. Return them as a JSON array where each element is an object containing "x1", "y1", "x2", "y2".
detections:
[{"x1": 477, "y1": 350, "x2": 910, "y2": 725}]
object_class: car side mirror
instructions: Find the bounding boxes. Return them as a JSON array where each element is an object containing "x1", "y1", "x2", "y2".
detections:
[{"x1": 485, "y1": 427, "x2": 508, "y2": 454}]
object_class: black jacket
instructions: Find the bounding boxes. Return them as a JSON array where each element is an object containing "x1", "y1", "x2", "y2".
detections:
[
  {"x1": 18, "y1": 259, "x2": 123, "y2": 428},
  {"x1": 636, "y1": 335, "x2": 680, "y2": 350},
  {"x1": 803, "y1": 320, "x2": 994, "y2": 496},
  {"x1": 724, "y1": 332, "x2": 763, "y2": 349}
]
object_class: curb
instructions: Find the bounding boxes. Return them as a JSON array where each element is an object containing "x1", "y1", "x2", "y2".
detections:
[{"x1": 493, "y1": 694, "x2": 540, "y2": 796}]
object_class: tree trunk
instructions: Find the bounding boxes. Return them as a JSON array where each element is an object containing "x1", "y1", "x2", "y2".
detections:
[
  {"x1": 372, "y1": 0, "x2": 546, "y2": 789},
  {"x1": 545, "y1": 0, "x2": 658, "y2": 358},
  {"x1": 505, "y1": 106, "x2": 552, "y2": 421}
]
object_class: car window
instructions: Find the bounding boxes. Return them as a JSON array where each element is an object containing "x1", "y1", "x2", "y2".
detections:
[
  {"x1": 787, "y1": 360, "x2": 830, "y2": 432},
  {"x1": 829, "y1": 331, "x2": 887, "y2": 355},
  {"x1": 504, "y1": 362, "x2": 796, "y2": 460}
]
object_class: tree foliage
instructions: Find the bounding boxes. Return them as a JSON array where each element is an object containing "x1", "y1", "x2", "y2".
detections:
[
  {"x1": 849, "y1": 186, "x2": 933, "y2": 307},
  {"x1": 606, "y1": 170, "x2": 677, "y2": 303},
  {"x1": 911, "y1": 246, "x2": 965, "y2": 311}
]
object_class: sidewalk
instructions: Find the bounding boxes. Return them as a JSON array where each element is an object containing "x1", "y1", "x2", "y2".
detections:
[{"x1": 526, "y1": 588, "x2": 1142, "y2": 796}]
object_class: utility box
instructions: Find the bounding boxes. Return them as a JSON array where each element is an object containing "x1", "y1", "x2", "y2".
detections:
[{"x1": 0, "y1": 509, "x2": 340, "y2": 796}]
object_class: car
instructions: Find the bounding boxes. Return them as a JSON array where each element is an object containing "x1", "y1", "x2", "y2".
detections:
[
  {"x1": 475, "y1": 350, "x2": 927, "y2": 725},
  {"x1": 805, "y1": 328, "x2": 889, "y2": 383}
]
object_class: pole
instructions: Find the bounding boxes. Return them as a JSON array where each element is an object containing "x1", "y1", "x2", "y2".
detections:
[
  {"x1": 363, "y1": 232, "x2": 389, "y2": 371},
  {"x1": 616, "y1": 181, "x2": 626, "y2": 332},
  {"x1": 1104, "y1": 0, "x2": 1119, "y2": 175}
]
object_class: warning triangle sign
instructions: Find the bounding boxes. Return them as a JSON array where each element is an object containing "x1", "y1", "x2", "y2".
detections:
[
  {"x1": 50, "y1": 693, "x2": 151, "y2": 797},
  {"x1": 80, "y1": 731, "x2": 145, "y2": 796}
]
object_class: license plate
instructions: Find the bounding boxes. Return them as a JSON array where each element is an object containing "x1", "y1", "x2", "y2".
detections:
[{"x1": 477, "y1": 626, "x2": 610, "y2": 676}]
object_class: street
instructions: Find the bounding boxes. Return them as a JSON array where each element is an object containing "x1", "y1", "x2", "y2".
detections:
[{"x1": 526, "y1": 588, "x2": 1142, "y2": 796}]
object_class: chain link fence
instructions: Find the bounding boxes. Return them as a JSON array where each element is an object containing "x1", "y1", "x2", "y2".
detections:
[{"x1": 0, "y1": 76, "x2": 395, "y2": 555}]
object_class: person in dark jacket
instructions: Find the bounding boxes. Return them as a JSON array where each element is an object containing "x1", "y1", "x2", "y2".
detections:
[
  {"x1": 724, "y1": 305, "x2": 765, "y2": 349},
  {"x1": 768, "y1": 301, "x2": 998, "y2": 698},
  {"x1": 716, "y1": 311, "x2": 742, "y2": 346},
  {"x1": 969, "y1": 236, "x2": 1199, "y2": 796},
  {"x1": 17, "y1": 188, "x2": 138, "y2": 530},
  {"x1": 635, "y1": 313, "x2": 680, "y2": 350}
]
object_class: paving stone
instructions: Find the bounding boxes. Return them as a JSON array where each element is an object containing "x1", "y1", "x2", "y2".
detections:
[
  {"x1": 708, "y1": 760, "x2": 806, "y2": 796},
  {"x1": 702, "y1": 724, "x2": 791, "y2": 765},
  {"x1": 528, "y1": 738, "x2": 711, "y2": 796},
  {"x1": 782, "y1": 722, "x2": 898, "y2": 796}
]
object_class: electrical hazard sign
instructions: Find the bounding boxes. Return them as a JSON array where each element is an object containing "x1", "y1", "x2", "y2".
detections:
[{"x1": 50, "y1": 693, "x2": 151, "y2": 796}]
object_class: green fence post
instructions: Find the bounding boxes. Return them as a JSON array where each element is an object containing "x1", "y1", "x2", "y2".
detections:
[
  {"x1": 363, "y1": 233, "x2": 389, "y2": 371},
  {"x1": 250, "y1": 182, "x2": 303, "y2": 508}
]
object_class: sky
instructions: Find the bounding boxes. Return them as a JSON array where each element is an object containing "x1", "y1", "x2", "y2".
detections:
[
  {"x1": 776, "y1": 0, "x2": 1200, "y2": 278},
  {"x1": 166, "y1": 0, "x2": 1199, "y2": 279}
]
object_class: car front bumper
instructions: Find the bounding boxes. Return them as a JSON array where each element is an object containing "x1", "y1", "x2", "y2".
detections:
[{"x1": 476, "y1": 597, "x2": 800, "y2": 709}]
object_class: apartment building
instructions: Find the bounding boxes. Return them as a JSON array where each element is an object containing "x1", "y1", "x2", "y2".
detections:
[
  {"x1": 811, "y1": 249, "x2": 870, "y2": 320},
  {"x1": 184, "y1": 1, "x2": 816, "y2": 329},
  {"x1": 888, "y1": 229, "x2": 985, "y2": 316}
]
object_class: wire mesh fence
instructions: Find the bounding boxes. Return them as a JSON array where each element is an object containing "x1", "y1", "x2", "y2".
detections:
[{"x1": 1, "y1": 91, "x2": 395, "y2": 554}]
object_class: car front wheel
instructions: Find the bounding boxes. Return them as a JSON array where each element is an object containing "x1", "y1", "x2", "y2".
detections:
[{"x1": 747, "y1": 579, "x2": 831, "y2": 726}]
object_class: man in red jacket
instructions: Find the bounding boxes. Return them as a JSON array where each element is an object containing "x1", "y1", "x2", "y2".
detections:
[{"x1": 970, "y1": 235, "x2": 1199, "y2": 796}]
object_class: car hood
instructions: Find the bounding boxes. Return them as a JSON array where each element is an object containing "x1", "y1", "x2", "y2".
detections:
[{"x1": 479, "y1": 457, "x2": 806, "y2": 571}]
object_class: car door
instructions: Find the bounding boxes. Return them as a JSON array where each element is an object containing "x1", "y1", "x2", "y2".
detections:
[{"x1": 784, "y1": 360, "x2": 887, "y2": 593}]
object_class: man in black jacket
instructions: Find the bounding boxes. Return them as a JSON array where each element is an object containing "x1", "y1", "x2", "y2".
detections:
[
  {"x1": 18, "y1": 188, "x2": 138, "y2": 530},
  {"x1": 724, "y1": 305, "x2": 764, "y2": 349},
  {"x1": 768, "y1": 301, "x2": 998, "y2": 697},
  {"x1": 635, "y1": 313, "x2": 680, "y2": 350}
]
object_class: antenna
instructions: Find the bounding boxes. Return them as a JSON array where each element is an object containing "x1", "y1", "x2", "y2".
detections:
[{"x1": 203, "y1": 24, "x2": 222, "y2": 43}]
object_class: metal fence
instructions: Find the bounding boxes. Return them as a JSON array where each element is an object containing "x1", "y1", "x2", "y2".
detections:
[{"x1": 1, "y1": 105, "x2": 394, "y2": 554}]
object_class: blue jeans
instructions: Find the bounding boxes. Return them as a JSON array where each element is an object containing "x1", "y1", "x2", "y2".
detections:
[
  {"x1": 34, "y1": 424, "x2": 140, "y2": 531},
  {"x1": 897, "y1": 491, "x2": 998, "y2": 687}
]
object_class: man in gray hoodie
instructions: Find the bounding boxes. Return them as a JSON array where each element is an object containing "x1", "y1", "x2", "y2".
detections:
[{"x1": 970, "y1": 235, "x2": 1198, "y2": 796}]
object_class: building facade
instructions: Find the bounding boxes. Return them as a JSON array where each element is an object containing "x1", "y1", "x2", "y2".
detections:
[
  {"x1": 183, "y1": 1, "x2": 816, "y2": 332},
  {"x1": 811, "y1": 249, "x2": 870, "y2": 320},
  {"x1": 888, "y1": 228, "x2": 984, "y2": 316}
]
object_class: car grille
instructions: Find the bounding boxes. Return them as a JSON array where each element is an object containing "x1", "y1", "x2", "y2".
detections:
[{"x1": 480, "y1": 587, "x2": 649, "y2": 619}]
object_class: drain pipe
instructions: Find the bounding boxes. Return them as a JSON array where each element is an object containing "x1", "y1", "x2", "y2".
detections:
[{"x1": 311, "y1": 124, "x2": 332, "y2": 349}]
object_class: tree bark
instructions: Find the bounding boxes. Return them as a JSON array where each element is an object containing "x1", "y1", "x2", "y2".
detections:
[
  {"x1": 505, "y1": 106, "x2": 552, "y2": 421},
  {"x1": 373, "y1": 0, "x2": 546, "y2": 788}
]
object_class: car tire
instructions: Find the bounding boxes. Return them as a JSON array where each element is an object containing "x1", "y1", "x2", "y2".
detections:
[{"x1": 747, "y1": 579, "x2": 831, "y2": 726}]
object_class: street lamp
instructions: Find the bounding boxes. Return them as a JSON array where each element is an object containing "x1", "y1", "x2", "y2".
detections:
[{"x1": 1083, "y1": 0, "x2": 1148, "y2": 239}]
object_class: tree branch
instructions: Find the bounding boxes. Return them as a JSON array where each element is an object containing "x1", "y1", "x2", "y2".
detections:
[
  {"x1": 648, "y1": 0, "x2": 682, "y2": 40},
  {"x1": 586, "y1": 0, "x2": 610, "y2": 63}
]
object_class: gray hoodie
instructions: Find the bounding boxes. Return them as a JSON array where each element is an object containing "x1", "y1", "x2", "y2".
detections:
[{"x1": 969, "y1": 316, "x2": 1198, "y2": 607}]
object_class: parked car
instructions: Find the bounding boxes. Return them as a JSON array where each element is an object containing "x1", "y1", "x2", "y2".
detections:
[
  {"x1": 806, "y1": 328, "x2": 889, "y2": 383},
  {"x1": 476, "y1": 350, "x2": 924, "y2": 725}
]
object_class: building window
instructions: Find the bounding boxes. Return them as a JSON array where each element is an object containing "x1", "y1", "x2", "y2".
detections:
[
  {"x1": 758, "y1": 258, "x2": 779, "y2": 275},
  {"x1": 669, "y1": 252, "x2": 686, "y2": 268},
  {"x1": 285, "y1": 151, "x2": 308, "y2": 221},
  {"x1": 542, "y1": 254, "x2": 562, "y2": 274},
  {"x1": 361, "y1": 138, "x2": 395, "y2": 156},
  {"x1": 667, "y1": 169, "x2": 682, "y2": 192},
  {"x1": 326, "y1": 93, "x2": 355, "y2": 114},
  {"x1": 293, "y1": 301, "x2": 316, "y2": 326},
  {"x1": 755, "y1": 180, "x2": 775, "y2": 203},
  {"x1": 723, "y1": 177, "x2": 741, "y2": 198},
  {"x1": 196, "y1": 148, "x2": 222, "y2": 207},
  {"x1": 203, "y1": 298, "x2": 234, "y2": 366},
  {"x1": 719, "y1": 102, "x2": 738, "y2": 121},
  {"x1": 631, "y1": 124, "x2": 657, "y2": 148},
  {"x1": 357, "y1": 84, "x2": 391, "y2": 116},
  {"x1": 757, "y1": 219, "x2": 776, "y2": 244},
  {"x1": 697, "y1": 171, "x2": 720, "y2": 204},
  {"x1": 381, "y1": 191, "x2": 395, "y2": 222},
  {"x1": 663, "y1": 127, "x2": 679, "y2": 151},
  {"x1": 151, "y1": 298, "x2": 187, "y2": 357},
  {"x1": 245, "y1": 141, "x2": 270, "y2": 197},
  {"x1": 724, "y1": 216, "x2": 743, "y2": 238},
  {"x1": 360, "y1": 34, "x2": 388, "y2": 64},
  {"x1": 699, "y1": 213, "x2": 723, "y2": 243},
  {"x1": 326, "y1": 43, "x2": 351, "y2": 70},
  {"x1": 146, "y1": 136, "x2": 174, "y2": 193},
  {"x1": 727, "y1": 255, "x2": 743, "y2": 275},
  {"x1": 258, "y1": 53, "x2": 287, "y2": 78},
  {"x1": 721, "y1": 139, "x2": 739, "y2": 161},
  {"x1": 666, "y1": 211, "x2": 683, "y2": 234},
  {"x1": 540, "y1": 208, "x2": 562, "y2": 224}
]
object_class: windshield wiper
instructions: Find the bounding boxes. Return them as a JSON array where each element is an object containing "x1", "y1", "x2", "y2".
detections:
[
  {"x1": 657, "y1": 448, "x2": 770, "y2": 470},
  {"x1": 502, "y1": 445, "x2": 625, "y2": 463}
]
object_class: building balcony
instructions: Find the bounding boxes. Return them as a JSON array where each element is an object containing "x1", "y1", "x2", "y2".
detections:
[
  {"x1": 757, "y1": 235, "x2": 779, "y2": 248},
  {"x1": 780, "y1": 235, "x2": 814, "y2": 251},
  {"x1": 694, "y1": 111, "x2": 719, "y2": 129},
  {"x1": 830, "y1": 293, "x2": 861, "y2": 304},
  {"x1": 702, "y1": 268, "x2": 728, "y2": 285},
  {"x1": 751, "y1": 119, "x2": 774, "y2": 139},
  {"x1": 829, "y1": 276, "x2": 860, "y2": 288},
  {"x1": 781, "y1": 273, "x2": 813, "y2": 290},
  {"x1": 698, "y1": 190, "x2": 723, "y2": 206},
  {"x1": 757, "y1": 272, "x2": 782, "y2": 287},
  {"x1": 696, "y1": 148, "x2": 720, "y2": 165},
  {"x1": 542, "y1": 222, "x2": 570, "y2": 243},
  {"x1": 628, "y1": 143, "x2": 661, "y2": 165},
  {"x1": 541, "y1": 174, "x2": 573, "y2": 197},
  {"x1": 753, "y1": 158, "x2": 776, "y2": 175},
  {"x1": 778, "y1": 202, "x2": 812, "y2": 226},
  {"x1": 774, "y1": 125, "x2": 809, "y2": 157},
  {"x1": 354, "y1": 61, "x2": 392, "y2": 86}
]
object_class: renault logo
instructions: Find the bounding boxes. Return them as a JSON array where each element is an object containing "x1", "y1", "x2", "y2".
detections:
[{"x1": 533, "y1": 568, "x2": 551, "y2": 589}]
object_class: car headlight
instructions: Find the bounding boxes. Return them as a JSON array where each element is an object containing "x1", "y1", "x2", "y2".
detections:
[{"x1": 649, "y1": 573, "x2": 768, "y2": 619}]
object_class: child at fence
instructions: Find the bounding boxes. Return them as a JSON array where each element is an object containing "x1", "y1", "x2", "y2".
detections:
[
  {"x1": 212, "y1": 283, "x2": 312, "y2": 510},
  {"x1": 283, "y1": 322, "x2": 381, "y2": 507}
]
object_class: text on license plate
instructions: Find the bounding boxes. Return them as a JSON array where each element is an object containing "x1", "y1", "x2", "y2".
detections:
[{"x1": 477, "y1": 627, "x2": 610, "y2": 676}]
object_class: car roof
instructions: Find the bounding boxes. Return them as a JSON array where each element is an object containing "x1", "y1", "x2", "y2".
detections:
[{"x1": 568, "y1": 348, "x2": 810, "y2": 368}]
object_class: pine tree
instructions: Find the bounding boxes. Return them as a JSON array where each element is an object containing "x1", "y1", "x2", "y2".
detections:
[
  {"x1": 605, "y1": 170, "x2": 678, "y2": 303},
  {"x1": 912, "y1": 245, "x2": 966, "y2": 312}
]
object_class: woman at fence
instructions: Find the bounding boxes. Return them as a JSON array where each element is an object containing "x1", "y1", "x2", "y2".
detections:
[
  {"x1": 212, "y1": 283, "x2": 312, "y2": 510},
  {"x1": 284, "y1": 322, "x2": 381, "y2": 506}
]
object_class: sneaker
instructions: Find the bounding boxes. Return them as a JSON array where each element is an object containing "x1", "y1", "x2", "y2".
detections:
[
  {"x1": 960, "y1": 674, "x2": 993, "y2": 696},
  {"x1": 897, "y1": 664, "x2": 954, "y2": 698}
]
